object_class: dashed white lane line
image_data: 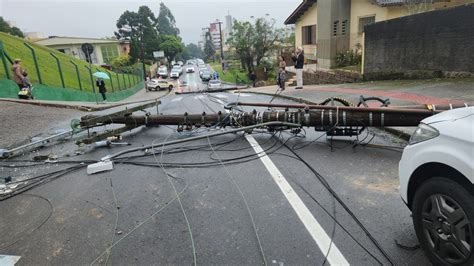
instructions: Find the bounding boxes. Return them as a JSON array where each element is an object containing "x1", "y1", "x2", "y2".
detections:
[
  {"x1": 245, "y1": 134, "x2": 349, "y2": 265},
  {"x1": 171, "y1": 97, "x2": 183, "y2": 102}
]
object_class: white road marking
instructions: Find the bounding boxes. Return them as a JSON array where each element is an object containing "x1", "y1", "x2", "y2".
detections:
[
  {"x1": 245, "y1": 135, "x2": 349, "y2": 265},
  {"x1": 171, "y1": 97, "x2": 183, "y2": 102},
  {"x1": 0, "y1": 255, "x2": 21, "y2": 265},
  {"x1": 213, "y1": 94, "x2": 228, "y2": 99}
]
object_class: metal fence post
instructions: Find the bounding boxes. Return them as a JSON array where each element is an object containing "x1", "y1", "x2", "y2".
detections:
[
  {"x1": 50, "y1": 53, "x2": 65, "y2": 88},
  {"x1": 0, "y1": 41, "x2": 11, "y2": 80},
  {"x1": 70, "y1": 61, "x2": 82, "y2": 90},
  {"x1": 106, "y1": 71, "x2": 114, "y2": 93},
  {"x1": 116, "y1": 73, "x2": 121, "y2": 91},
  {"x1": 122, "y1": 74, "x2": 127, "y2": 90},
  {"x1": 127, "y1": 74, "x2": 131, "y2": 88},
  {"x1": 23, "y1": 43, "x2": 43, "y2": 84},
  {"x1": 85, "y1": 65, "x2": 98, "y2": 104}
]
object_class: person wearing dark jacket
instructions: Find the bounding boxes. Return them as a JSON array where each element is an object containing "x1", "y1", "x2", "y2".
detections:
[
  {"x1": 292, "y1": 47, "x2": 304, "y2": 89},
  {"x1": 96, "y1": 78, "x2": 107, "y2": 102}
]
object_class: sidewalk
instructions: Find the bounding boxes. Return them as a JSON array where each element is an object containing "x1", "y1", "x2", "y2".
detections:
[{"x1": 244, "y1": 78, "x2": 474, "y2": 139}]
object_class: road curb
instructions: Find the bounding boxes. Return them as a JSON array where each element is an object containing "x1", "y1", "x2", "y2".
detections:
[
  {"x1": 0, "y1": 98, "x2": 115, "y2": 111},
  {"x1": 381, "y1": 127, "x2": 412, "y2": 141},
  {"x1": 237, "y1": 90, "x2": 413, "y2": 141},
  {"x1": 237, "y1": 90, "x2": 320, "y2": 105},
  {"x1": 0, "y1": 91, "x2": 171, "y2": 112}
]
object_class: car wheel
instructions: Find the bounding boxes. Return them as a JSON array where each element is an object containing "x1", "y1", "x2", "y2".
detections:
[
  {"x1": 412, "y1": 177, "x2": 473, "y2": 265},
  {"x1": 156, "y1": 86, "x2": 161, "y2": 91},
  {"x1": 169, "y1": 85, "x2": 173, "y2": 90}
]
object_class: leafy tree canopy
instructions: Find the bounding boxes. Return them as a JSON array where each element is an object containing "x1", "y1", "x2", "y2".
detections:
[{"x1": 0, "y1": 17, "x2": 24, "y2": 38}]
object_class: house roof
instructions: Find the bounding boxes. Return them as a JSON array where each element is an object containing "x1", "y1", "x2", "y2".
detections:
[
  {"x1": 284, "y1": 0, "x2": 317, "y2": 25},
  {"x1": 34, "y1": 36, "x2": 126, "y2": 46}
]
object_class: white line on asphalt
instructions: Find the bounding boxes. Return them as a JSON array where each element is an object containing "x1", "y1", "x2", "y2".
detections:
[
  {"x1": 245, "y1": 134, "x2": 349, "y2": 265},
  {"x1": 171, "y1": 97, "x2": 183, "y2": 102}
]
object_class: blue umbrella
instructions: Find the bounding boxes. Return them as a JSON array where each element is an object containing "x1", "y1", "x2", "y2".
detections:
[{"x1": 93, "y1": 71, "x2": 110, "y2": 80}]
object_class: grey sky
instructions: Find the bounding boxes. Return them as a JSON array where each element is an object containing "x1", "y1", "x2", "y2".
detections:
[{"x1": 1, "y1": 0, "x2": 300, "y2": 44}]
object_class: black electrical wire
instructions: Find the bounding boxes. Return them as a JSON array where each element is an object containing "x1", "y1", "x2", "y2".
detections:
[
  {"x1": 0, "y1": 194, "x2": 54, "y2": 249},
  {"x1": 276, "y1": 136, "x2": 395, "y2": 265}
]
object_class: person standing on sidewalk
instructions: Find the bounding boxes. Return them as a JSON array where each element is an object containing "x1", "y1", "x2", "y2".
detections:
[
  {"x1": 12, "y1": 59, "x2": 26, "y2": 90},
  {"x1": 277, "y1": 56, "x2": 287, "y2": 91},
  {"x1": 292, "y1": 47, "x2": 304, "y2": 89},
  {"x1": 96, "y1": 78, "x2": 107, "y2": 102}
]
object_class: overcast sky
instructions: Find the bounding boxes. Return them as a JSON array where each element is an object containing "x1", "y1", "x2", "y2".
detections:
[{"x1": 0, "y1": 0, "x2": 300, "y2": 44}]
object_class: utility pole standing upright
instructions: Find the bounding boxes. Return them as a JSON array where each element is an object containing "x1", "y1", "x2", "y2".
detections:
[{"x1": 211, "y1": 20, "x2": 225, "y2": 71}]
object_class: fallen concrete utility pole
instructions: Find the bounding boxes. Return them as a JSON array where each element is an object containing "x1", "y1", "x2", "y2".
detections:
[
  {"x1": 0, "y1": 129, "x2": 77, "y2": 159},
  {"x1": 82, "y1": 107, "x2": 438, "y2": 128},
  {"x1": 77, "y1": 100, "x2": 469, "y2": 145}
]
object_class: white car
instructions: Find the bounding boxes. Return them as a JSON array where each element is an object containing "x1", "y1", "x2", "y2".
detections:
[
  {"x1": 172, "y1": 65, "x2": 183, "y2": 75},
  {"x1": 399, "y1": 107, "x2": 473, "y2": 265},
  {"x1": 146, "y1": 79, "x2": 173, "y2": 91},
  {"x1": 170, "y1": 70, "x2": 180, "y2": 78},
  {"x1": 157, "y1": 68, "x2": 168, "y2": 78},
  {"x1": 207, "y1": 80, "x2": 222, "y2": 90},
  {"x1": 186, "y1": 66, "x2": 195, "y2": 73}
]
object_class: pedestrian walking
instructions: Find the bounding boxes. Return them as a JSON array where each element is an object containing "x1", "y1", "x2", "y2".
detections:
[
  {"x1": 96, "y1": 78, "x2": 107, "y2": 102},
  {"x1": 249, "y1": 72, "x2": 257, "y2": 87},
  {"x1": 292, "y1": 47, "x2": 304, "y2": 89},
  {"x1": 277, "y1": 56, "x2": 287, "y2": 91},
  {"x1": 12, "y1": 59, "x2": 27, "y2": 90}
]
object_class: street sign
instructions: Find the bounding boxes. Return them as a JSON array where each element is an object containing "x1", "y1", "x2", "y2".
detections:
[{"x1": 153, "y1": 51, "x2": 165, "y2": 58}]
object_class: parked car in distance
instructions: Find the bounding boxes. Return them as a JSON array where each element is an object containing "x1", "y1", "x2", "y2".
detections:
[
  {"x1": 201, "y1": 71, "x2": 211, "y2": 82},
  {"x1": 207, "y1": 79, "x2": 222, "y2": 90},
  {"x1": 172, "y1": 65, "x2": 183, "y2": 75},
  {"x1": 199, "y1": 67, "x2": 208, "y2": 77},
  {"x1": 177, "y1": 61, "x2": 184, "y2": 66},
  {"x1": 186, "y1": 66, "x2": 195, "y2": 73},
  {"x1": 170, "y1": 69, "x2": 180, "y2": 79},
  {"x1": 157, "y1": 68, "x2": 168, "y2": 78},
  {"x1": 146, "y1": 79, "x2": 174, "y2": 91},
  {"x1": 399, "y1": 107, "x2": 474, "y2": 265}
]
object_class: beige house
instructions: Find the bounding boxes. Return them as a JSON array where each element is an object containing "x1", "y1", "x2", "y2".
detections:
[
  {"x1": 35, "y1": 37, "x2": 130, "y2": 65},
  {"x1": 285, "y1": 0, "x2": 471, "y2": 69}
]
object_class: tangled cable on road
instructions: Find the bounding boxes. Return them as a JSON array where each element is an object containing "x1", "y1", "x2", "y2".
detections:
[{"x1": 0, "y1": 91, "x2": 405, "y2": 264}]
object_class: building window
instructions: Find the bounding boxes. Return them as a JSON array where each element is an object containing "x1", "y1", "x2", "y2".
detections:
[
  {"x1": 100, "y1": 45, "x2": 119, "y2": 64},
  {"x1": 341, "y1": 20, "x2": 348, "y2": 35},
  {"x1": 359, "y1": 16, "x2": 375, "y2": 34},
  {"x1": 333, "y1": 20, "x2": 339, "y2": 37},
  {"x1": 302, "y1": 25, "x2": 316, "y2": 45}
]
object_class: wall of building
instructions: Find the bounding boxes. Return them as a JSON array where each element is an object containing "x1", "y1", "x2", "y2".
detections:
[
  {"x1": 317, "y1": 0, "x2": 351, "y2": 69},
  {"x1": 364, "y1": 4, "x2": 474, "y2": 77},
  {"x1": 295, "y1": 3, "x2": 318, "y2": 59}
]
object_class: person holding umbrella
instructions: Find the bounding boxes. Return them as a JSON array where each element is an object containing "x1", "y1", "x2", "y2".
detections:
[
  {"x1": 96, "y1": 78, "x2": 107, "y2": 102},
  {"x1": 93, "y1": 71, "x2": 110, "y2": 103}
]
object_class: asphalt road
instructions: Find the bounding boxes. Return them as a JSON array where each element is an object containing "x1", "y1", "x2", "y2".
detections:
[{"x1": 0, "y1": 74, "x2": 430, "y2": 265}]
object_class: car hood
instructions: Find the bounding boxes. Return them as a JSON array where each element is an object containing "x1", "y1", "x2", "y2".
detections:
[{"x1": 422, "y1": 106, "x2": 473, "y2": 125}]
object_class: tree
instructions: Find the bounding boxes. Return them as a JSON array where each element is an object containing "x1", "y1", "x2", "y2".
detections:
[
  {"x1": 157, "y1": 2, "x2": 179, "y2": 36},
  {"x1": 9, "y1": 27, "x2": 24, "y2": 38},
  {"x1": 158, "y1": 35, "x2": 184, "y2": 65},
  {"x1": 253, "y1": 17, "x2": 282, "y2": 66},
  {"x1": 186, "y1": 43, "x2": 204, "y2": 59},
  {"x1": 0, "y1": 17, "x2": 24, "y2": 38},
  {"x1": 115, "y1": 6, "x2": 160, "y2": 62},
  {"x1": 227, "y1": 20, "x2": 255, "y2": 72},
  {"x1": 204, "y1": 31, "x2": 215, "y2": 61},
  {"x1": 227, "y1": 17, "x2": 283, "y2": 73}
]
